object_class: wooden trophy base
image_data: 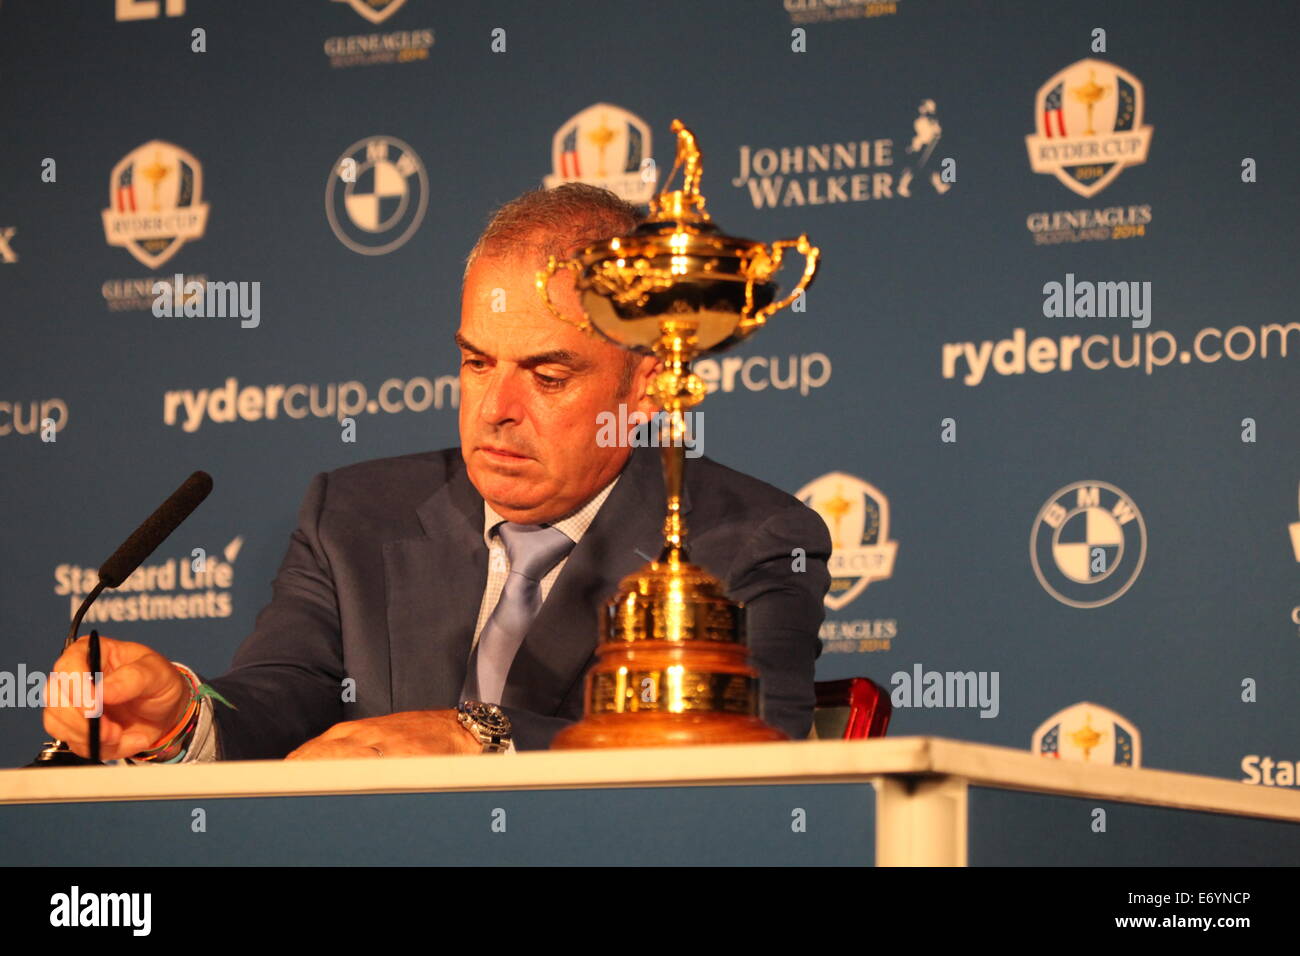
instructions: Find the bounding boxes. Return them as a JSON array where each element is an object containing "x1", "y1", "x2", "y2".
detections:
[{"x1": 551, "y1": 711, "x2": 787, "y2": 749}]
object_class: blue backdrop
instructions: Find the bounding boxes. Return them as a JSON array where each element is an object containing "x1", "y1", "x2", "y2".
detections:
[{"x1": 1, "y1": 0, "x2": 1297, "y2": 812}]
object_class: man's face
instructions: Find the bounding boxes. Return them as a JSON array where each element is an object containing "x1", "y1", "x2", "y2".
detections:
[{"x1": 458, "y1": 253, "x2": 653, "y2": 524}]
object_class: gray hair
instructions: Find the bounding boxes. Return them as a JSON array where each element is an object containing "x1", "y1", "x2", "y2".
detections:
[
  {"x1": 463, "y1": 182, "x2": 643, "y2": 278},
  {"x1": 463, "y1": 183, "x2": 645, "y2": 395}
]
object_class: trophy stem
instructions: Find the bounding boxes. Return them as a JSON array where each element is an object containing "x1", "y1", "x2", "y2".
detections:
[
  {"x1": 650, "y1": 322, "x2": 702, "y2": 564},
  {"x1": 658, "y1": 413, "x2": 687, "y2": 563}
]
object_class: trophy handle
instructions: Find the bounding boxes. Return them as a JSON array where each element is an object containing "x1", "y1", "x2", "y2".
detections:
[
  {"x1": 536, "y1": 256, "x2": 593, "y2": 334},
  {"x1": 740, "y1": 234, "x2": 820, "y2": 330}
]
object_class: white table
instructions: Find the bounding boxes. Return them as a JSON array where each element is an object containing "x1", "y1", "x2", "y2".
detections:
[{"x1": 4, "y1": 736, "x2": 1297, "y2": 865}]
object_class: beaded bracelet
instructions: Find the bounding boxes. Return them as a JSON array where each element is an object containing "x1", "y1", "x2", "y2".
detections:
[
  {"x1": 132, "y1": 667, "x2": 201, "y2": 761},
  {"x1": 131, "y1": 663, "x2": 236, "y2": 763}
]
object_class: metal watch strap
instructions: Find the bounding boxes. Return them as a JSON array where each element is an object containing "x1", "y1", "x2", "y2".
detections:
[{"x1": 457, "y1": 700, "x2": 512, "y2": 753}]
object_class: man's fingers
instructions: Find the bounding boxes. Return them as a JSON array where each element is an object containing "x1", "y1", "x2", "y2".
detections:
[
  {"x1": 42, "y1": 707, "x2": 83, "y2": 745},
  {"x1": 95, "y1": 636, "x2": 160, "y2": 670},
  {"x1": 47, "y1": 635, "x2": 170, "y2": 713},
  {"x1": 100, "y1": 657, "x2": 164, "y2": 705},
  {"x1": 48, "y1": 642, "x2": 90, "y2": 688},
  {"x1": 98, "y1": 715, "x2": 123, "y2": 745},
  {"x1": 312, "y1": 720, "x2": 359, "y2": 742},
  {"x1": 116, "y1": 729, "x2": 161, "y2": 756},
  {"x1": 42, "y1": 707, "x2": 129, "y2": 755},
  {"x1": 41, "y1": 673, "x2": 102, "y2": 738},
  {"x1": 54, "y1": 633, "x2": 143, "y2": 671},
  {"x1": 285, "y1": 738, "x2": 382, "y2": 761},
  {"x1": 77, "y1": 722, "x2": 167, "y2": 762},
  {"x1": 286, "y1": 712, "x2": 476, "y2": 760}
]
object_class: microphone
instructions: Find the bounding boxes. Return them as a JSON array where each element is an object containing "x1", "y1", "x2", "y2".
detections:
[
  {"x1": 98, "y1": 471, "x2": 213, "y2": 590},
  {"x1": 28, "y1": 471, "x2": 214, "y2": 767}
]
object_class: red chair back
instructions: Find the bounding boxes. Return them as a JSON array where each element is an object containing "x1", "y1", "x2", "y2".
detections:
[{"x1": 811, "y1": 677, "x2": 892, "y2": 739}]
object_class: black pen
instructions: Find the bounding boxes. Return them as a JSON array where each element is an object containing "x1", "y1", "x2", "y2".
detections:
[{"x1": 88, "y1": 629, "x2": 101, "y2": 764}]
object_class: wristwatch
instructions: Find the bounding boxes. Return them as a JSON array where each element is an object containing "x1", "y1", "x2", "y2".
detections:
[{"x1": 456, "y1": 700, "x2": 512, "y2": 753}]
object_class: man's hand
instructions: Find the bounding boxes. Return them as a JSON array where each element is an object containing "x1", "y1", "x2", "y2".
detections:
[
  {"x1": 43, "y1": 635, "x2": 191, "y2": 761},
  {"x1": 284, "y1": 710, "x2": 482, "y2": 760}
]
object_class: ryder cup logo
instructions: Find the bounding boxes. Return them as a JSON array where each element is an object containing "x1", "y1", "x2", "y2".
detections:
[
  {"x1": 1031, "y1": 481, "x2": 1146, "y2": 608},
  {"x1": 333, "y1": 0, "x2": 406, "y2": 23},
  {"x1": 1033, "y1": 702, "x2": 1140, "y2": 767},
  {"x1": 542, "y1": 103, "x2": 657, "y2": 204},
  {"x1": 326, "y1": 136, "x2": 428, "y2": 255},
  {"x1": 1025, "y1": 58, "x2": 1153, "y2": 198},
  {"x1": 102, "y1": 141, "x2": 209, "y2": 269},
  {"x1": 797, "y1": 472, "x2": 898, "y2": 610}
]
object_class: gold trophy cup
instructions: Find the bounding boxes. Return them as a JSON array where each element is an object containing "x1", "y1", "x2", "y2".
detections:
[{"x1": 538, "y1": 119, "x2": 819, "y2": 748}]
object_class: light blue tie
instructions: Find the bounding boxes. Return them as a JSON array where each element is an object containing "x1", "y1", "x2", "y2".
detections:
[{"x1": 465, "y1": 522, "x2": 576, "y2": 705}]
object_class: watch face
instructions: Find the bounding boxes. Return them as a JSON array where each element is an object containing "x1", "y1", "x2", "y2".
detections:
[{"x1": 462, "y1": 701, "x2": 510, "y2": 736}]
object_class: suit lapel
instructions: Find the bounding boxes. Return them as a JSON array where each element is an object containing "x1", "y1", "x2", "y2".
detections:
[
  {"x1": 385, "y1": 455, "x2": 487, "y2": 712},
  {"x1": 500, "y1": 445, "x2": 690, "y2": 714},
  {"x1": 384, "y1": 445, "x2": 695, "y2": 717}
]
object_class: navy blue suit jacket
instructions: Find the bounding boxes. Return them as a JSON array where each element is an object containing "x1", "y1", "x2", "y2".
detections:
[{"x1": 206, "y1": 445, "x2": 831, "y2": 757}]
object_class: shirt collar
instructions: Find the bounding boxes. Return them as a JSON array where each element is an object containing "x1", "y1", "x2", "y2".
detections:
[{"x1": 482, "y1": 474, "x2": 621, "y2": 548}]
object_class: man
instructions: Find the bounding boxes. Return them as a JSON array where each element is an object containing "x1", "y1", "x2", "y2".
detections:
[{"x1": 43, "y1": 183, "x2": 831, "y2": 760}]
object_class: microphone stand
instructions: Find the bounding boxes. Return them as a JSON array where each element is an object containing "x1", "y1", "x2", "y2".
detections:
[
  {"x1": 25, "y1": 469, "x2": 213, "y2": 768},
  {"x1": 28, "y1": 584, "x2": 105, "y2": 767}
]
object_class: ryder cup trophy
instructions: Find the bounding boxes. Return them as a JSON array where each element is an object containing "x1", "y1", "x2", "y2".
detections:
[{"x1": 538, "y1": 119, "x2": 819, "y2": 748}]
